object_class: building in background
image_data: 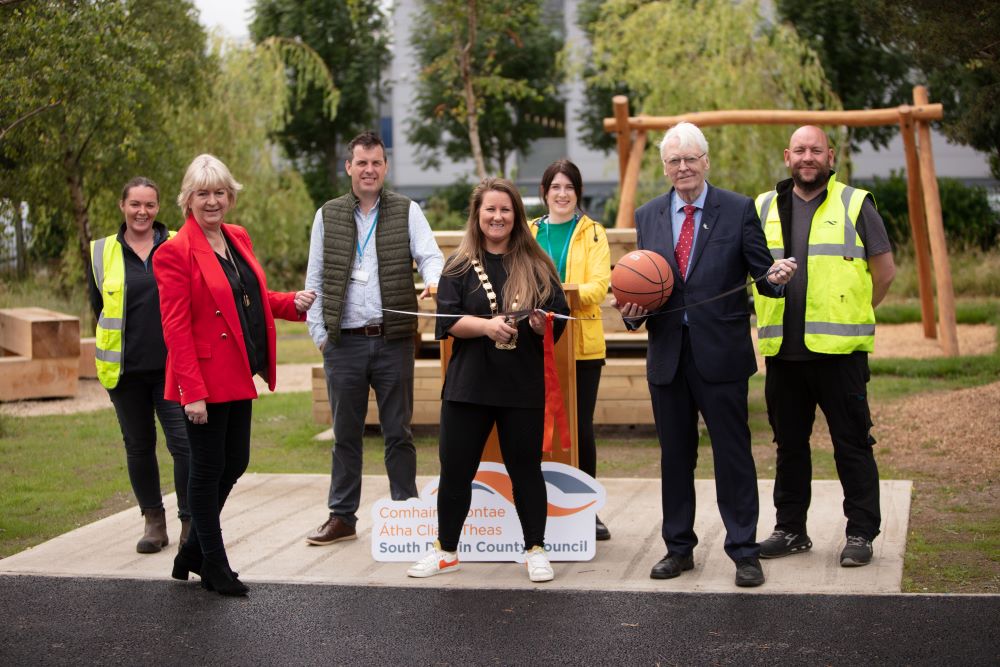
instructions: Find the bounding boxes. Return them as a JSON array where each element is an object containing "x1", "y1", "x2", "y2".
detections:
[{"x1": 383, "y1": 0, "x2": 995, "y2": 213}]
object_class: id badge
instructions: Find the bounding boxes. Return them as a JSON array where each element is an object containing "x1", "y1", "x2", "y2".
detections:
[{"x1": 351, "y1": 268, "x2": 369, "y2": 284}]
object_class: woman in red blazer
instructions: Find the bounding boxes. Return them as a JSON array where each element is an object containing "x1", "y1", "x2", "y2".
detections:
[{"x1": 154, "y1": 154, "x2": 315, "y2": 597}]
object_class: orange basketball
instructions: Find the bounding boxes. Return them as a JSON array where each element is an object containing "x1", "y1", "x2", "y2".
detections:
[{"x1": 611, "y1": 250, "x2": 674, "y2": 311}]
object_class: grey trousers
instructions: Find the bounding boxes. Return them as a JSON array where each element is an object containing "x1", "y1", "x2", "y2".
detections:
[{"x1": 323, "y1": 334, "x2": 418, "y2": 525}]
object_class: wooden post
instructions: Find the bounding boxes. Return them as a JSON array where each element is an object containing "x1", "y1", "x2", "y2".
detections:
[
  {"x1": 613, "y1": 96, "x2": 632, "y2": 185},
  {"x1": 898, "y1": 107, "x2": 936, "y2": 339},
  {"x1": 912, "y1": 86, "x2": 959, "y2": 356},
  {"x1": 615, "y1": 130, "x2": 647, "y2": 229}
]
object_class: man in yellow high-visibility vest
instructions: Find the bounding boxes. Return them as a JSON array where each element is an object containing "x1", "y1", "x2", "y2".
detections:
[{"x1": 753, "y1": 126, "x2": 896, "y2": 568}]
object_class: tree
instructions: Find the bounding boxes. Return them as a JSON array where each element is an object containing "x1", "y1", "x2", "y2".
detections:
[
  {"x1": 586, "y1": 0, "x2": 842, "y2": 197},
  {"x1": 775, "y1": 0, "x2": 912, "y2": 152},
  {"x1": 158, "y1": 36, "x2": 339, "y2": 287},
  {"x1": 864, "y1": 1, "x2": 1000, "y2": 179},
  {"x1": 0, "y1": 0, "x2": 211, "y2": 280},
  {"x1": 250, "y1": 0, "x2": 391, "y2": 205},
  {"x1": 408, "y1": 0, "x2": 564, "y2": 179}
]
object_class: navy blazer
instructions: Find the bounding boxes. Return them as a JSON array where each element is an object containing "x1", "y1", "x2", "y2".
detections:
[{"x1": 634, "y1": 183, "x2": 780, "y2": 385}]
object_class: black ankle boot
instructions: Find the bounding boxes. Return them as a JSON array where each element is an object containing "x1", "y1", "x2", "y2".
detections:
[
  {"x1": 171, "y1": 543, "x2": 203, "y2": 581},
  {"x1": 200, "y1": 558, "x2": 248, "y2": 597}
]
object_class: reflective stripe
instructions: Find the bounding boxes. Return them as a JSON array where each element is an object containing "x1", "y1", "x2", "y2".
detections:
[
  {"x1": 808, "y1": 243, "x2": 867, "y2": 259},
  {"x1": 95, "y1": 348, "x2": 122, "y2": 363},
  {"x1": 770, "y1": 248, "x2": 785, "y2": 259},
  {"x1": 758, "y1": 324, "x2": 783, "y2": 339},
  {"x1": 97, "y1": 315, "x2": 123, "y2": 330},
  {"x1": 804, "y1": 322, "x2": 876, "y2": 337},
  {"x1": 840, "y1": 186, "x2": 859, "y2": 252},
  {"x1": 92, "y1": 236, "x2": 107, "y2": 287},
  {"x1": 759, "y1": 191, "x2": 777, "y2": 226}
]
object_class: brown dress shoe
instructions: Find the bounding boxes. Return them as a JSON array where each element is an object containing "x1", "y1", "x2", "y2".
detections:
[{"x1": 306, "y1": 515, "x2": 357, "y2": 546}]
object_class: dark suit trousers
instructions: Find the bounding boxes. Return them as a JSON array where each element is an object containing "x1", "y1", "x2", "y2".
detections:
[{"x1": 649, "y1": 329, "x2": 760, "y2": 561}]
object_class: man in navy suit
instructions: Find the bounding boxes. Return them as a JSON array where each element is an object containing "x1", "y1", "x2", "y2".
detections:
[{"x1": 615, "y1": 122, "x2": 797, "y2": 587}]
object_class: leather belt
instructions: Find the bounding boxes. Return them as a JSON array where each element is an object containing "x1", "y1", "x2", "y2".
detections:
[{"x1": 341, "y1": 324, "x2": 384, "y2": 337}]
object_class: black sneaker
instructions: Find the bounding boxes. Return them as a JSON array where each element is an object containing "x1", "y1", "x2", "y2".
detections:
[
  {"x1": 759, "y1": 530, "x2": 812, "y2": 558},
  {"x1": 840, "y1": 535, "x2": 873, "y2": 567}
]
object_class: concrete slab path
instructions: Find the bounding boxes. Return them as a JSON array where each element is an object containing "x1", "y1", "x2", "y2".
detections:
[{"x1": 1, "y1": 475, "x2": 910, "y2": 594}]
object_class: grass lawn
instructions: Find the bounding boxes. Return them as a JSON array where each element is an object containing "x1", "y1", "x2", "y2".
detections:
[{"x1": 1, "y1": 293, "x2": 998, "y2": 593}]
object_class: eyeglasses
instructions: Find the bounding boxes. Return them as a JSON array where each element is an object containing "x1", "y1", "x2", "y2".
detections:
[{"x1": 664, "y1": 153, "x2": 706, "y2": 169}]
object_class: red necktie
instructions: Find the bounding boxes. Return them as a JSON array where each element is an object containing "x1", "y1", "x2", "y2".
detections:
[{"x1": 675, "y1": 204, "x2": 696, "y2": 278}]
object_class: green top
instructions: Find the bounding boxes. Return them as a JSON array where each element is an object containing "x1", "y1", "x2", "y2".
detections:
[{"x1": 536, "y1": 214, "x2": 578, "y2": 281}]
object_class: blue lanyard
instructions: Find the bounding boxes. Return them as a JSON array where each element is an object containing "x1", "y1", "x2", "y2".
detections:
[
  {"x1": 356, "y1": 208, "x2": 379, "y2": 262},
  {"x1": 541, "y1": 214, "x2": 577, "y2": 279}
]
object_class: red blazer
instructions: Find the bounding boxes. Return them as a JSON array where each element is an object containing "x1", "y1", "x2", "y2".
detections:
[{"x1": 154, "y1": 216, "x2": 303, "y2": 405}]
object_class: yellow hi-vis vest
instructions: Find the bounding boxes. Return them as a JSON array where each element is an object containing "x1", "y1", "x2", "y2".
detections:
[
  {"x1": 752, "y1": 178, "x2": 875, "y2": 356},
  {"x1": 90, "y1": 231, "x2": 174, "y2": 388}
]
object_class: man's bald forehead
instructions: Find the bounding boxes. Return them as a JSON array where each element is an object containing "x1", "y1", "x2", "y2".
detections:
[{"x1": 789, "y1": 125, "x2": 829, "y2": 149}]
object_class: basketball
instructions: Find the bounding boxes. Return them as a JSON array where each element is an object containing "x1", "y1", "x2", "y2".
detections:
[{"x1": 611, "y1": 250, "x2": 674, "y2": 311}]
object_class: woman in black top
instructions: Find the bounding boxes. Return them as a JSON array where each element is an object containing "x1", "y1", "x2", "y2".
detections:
[
  {"x1": 88, "y1": 177, "x2": 190, "y2": 554},
  {"x1": 407, "y1": 177, "x2": 569, "y2": 583}
]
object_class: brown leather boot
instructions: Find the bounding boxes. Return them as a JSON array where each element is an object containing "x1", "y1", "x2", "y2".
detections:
[
  {"x1": 136, "y1": 508, "x2": 169, "y2": 554},
  {"x1": 179, "y1": 518, "x2": 191, "y2": 546}
]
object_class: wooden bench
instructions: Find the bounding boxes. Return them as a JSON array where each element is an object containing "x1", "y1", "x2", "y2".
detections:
[
  {"x1": 0, "y1": 308, "x2": 80, "y2": 401},
  {"x1": 310, "y1": 358, "x2": 653, "y2": 427}
]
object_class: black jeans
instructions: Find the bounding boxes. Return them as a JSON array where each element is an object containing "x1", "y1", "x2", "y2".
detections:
[
  {"x1": 107, "y1": 371, "x2": 190, "y2": 520},
  {"x1": 575, "y1": 359, "x2": 605, "y2": 479},
  {"x1": 765, "y1": 354, "x2": 881, "y2": 540},
  {"x1": 182, "y1": 400, "x2": 252, "y2": 560},
  {"x1": 436, "y1": 400, "x2": 547, "y2": 552}
]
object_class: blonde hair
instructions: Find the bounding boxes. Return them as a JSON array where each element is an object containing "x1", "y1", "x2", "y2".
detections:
[
  {"x1": 445, "y1": 177, "x2": 559, "y2": 311},
  {"x1": 176, "y1": 154, "x2": 243, "y2": 215}
]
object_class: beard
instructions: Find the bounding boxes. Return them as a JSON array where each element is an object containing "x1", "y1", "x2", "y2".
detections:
[{"x1": 791, "y1": 162, "x2": 831, "y2": 193}]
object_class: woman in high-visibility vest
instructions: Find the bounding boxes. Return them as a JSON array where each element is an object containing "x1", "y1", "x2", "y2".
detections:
[
  {"x1": 531, "y1": 160, "x2": 613, "y2": 541},
  {"x1": 89, "y1": 177, "x2": 190, "y2": 554}
]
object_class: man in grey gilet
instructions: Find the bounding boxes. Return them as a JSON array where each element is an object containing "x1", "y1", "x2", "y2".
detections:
[{"x1": 304, "y1": 131, "x2": 443, "y2": 545}]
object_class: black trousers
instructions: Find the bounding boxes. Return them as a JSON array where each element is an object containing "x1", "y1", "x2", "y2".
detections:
[
  {"x1": 182, "y1": 400, "x2": 252, "y2": 560},
  {"x1": 649, "y1": 330, "x2": 760, "y2": 561},
  {"x1": 575, "y1": 359, "x2": 604, "y2": 479},
  {"x1": 765, "y1": 354, "x2": 881, "y2": 540},
  {"x1": 436, "y1": 400, "x2": 547, "y2": 552},
  {"x1": 107, "y1": 371, "x2": 190, "y2": 520}
]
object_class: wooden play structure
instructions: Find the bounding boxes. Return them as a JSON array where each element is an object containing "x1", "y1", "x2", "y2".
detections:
[{"x1": 604, "y1": 86, "x2": 958, "y2": 355}]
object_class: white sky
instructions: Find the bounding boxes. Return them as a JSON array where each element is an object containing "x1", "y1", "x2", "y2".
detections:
[{"x1": 191, "y1": 0, "x2": 253, "y2": 40}]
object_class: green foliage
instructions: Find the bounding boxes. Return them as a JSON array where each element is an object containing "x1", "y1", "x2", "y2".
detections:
[
  {"x1": 408, "y1": 0, "x2": 564, "y2": 178},
  {"x1": 587, "y1": 0, "x2": 844, "y2": 198},
  {"x1": 164, "y1": 37, "x2": 334, "y2": 288},
  {"x1": 423, "y1": 180, "x2": 474, "y2": 230},
  {"x1": 775, "y1": 0, "x2": 912, "y2": 152},
  {"x1": 0, "y1": 0, "x2": 211, "y2": 278},
  {"x1": 250, "y1": 0, "x2": 391, "y2": 205},
  {"x1": 863, "y1": 1, "x2": 1000, "y2": 179},
  {"x1": 867, "y1": 172, "x2": 999, "y2": 251}
]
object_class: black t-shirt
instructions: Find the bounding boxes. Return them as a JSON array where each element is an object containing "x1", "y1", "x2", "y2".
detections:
[
  {"x1": 436, "y1": 252, "x2": 569, "y2": 408},
  {"x1": 216, "y1": 240, "x2": 268, "y2": 380},
  {"x1": 778, "y1": 191, "x2": 892, "y2": 360}
]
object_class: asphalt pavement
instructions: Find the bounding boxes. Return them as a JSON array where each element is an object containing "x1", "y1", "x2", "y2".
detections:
[{"x1": 2, "y1": 575, "x2": 997, "y2": 666}]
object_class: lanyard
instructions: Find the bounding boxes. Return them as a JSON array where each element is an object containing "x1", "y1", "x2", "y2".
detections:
[
  {"x1": 541, "y1": 214, "x2": 577, "y2": 279},
  {"x1": 356, "y1": 208, "x2": 379, "y2": 263}
]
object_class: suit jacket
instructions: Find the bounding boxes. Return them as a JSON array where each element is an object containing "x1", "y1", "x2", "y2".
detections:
[
  {"x1": 154, "y1": 216, "x2": 303, "y2": 405},
  {"x1": 635, "y1": 184, "x2": 780, "y2": 385}
]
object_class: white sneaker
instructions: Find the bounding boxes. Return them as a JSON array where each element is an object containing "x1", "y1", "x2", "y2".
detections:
[
  {"x1": 407, "y1": 541, "x2": 461, "y2": 578},
  {"x1": 525, "y1": 546, "x2": 554, "y2": 582}
]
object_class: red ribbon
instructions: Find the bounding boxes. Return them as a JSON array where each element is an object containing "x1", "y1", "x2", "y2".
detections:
[{"x1": 542, "y1": 312, "x2": 571, "y2": 453}]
